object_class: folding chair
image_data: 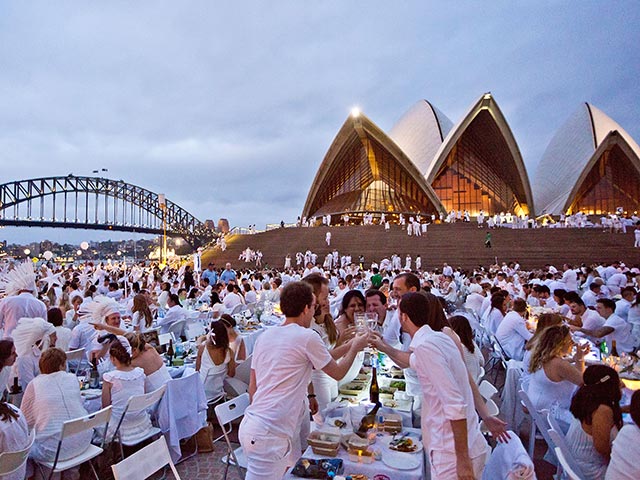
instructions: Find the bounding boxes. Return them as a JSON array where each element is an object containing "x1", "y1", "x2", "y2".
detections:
[
  {"x1": 0, "y1": 429, "x2": 35, "y2": 477},
  {"x1": 518, "y1": 390, "x2": 557, "y2": 461},
  {"x1": 234, "y1": 354, "x2": 252, "y2": 385},
  {"x1": 214, "y1": 393, "x2": 250, "y2": 480},
  {"x1": 547, "y1": 412, "x2": 586, "y2": 479},
  {"x1": 479, "y1": 380, "x2": 499, "y2": 400},
  {"x1": 35, "y1": 406, "x2": 112, "y2": 480},
  {"x1": 110, "y1": 385, "x2": 167, "y2": 461},
  {"x1": 168, "y1": 320, "x2": 187, "y2": 341},
  {"x1": 185, "y1": 322, "x2": 205, "y2": 341},
  {"x1": 229, "y1": 303, "x2": 247, "y2": 316},
  {"x1": 65, "y1": 348, "x2": 86, "y2": 374},
  {"x1": 111, "y1": 436, "x2": 181, "y2": 480}
]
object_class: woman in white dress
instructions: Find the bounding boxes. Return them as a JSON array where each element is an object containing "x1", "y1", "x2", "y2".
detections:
[
  {"x1": 566, "y1": 365, "x2": 622, "y2": 480},
  {"x1": 0, "y1": 401, "x2": 30, "y2": 480},
  {"x1": 130, "y1": 294, "x2": 154, "y2": 333},
  {"x1": 334, "y1": 291, "x2": 364, "y2": 387},
  {"x1": 125, "y1": 332, "x2": 171, "y2": 392},
  {"x1": 526, "y1": 324, "x2": 588, "y2": 429},
  {"x1": 101, "y1": 340, "x2": 152, "y2": 443},
  {"x1": 0, "y1": 339, "x2": 17, "y2": 395},
  {"x1": 448, "y1": 315, "x2": 484, "y2": 383},
  {"x1": 196, "y1": 321, "x2": 236, "y2": 405},
  {"x1": 520, "y1": 313, "x2": 564, "y2": 390},
  {"x1": 219, "y1": 314, "x2": 246, "y2": 361},
  {"x1": 21, "y1": 348, "x2": 91, "y2": 464}
]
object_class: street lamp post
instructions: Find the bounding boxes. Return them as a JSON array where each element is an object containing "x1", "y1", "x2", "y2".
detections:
[{"x1": 158, "y1": 194, "x2": 167, "y2": 265}]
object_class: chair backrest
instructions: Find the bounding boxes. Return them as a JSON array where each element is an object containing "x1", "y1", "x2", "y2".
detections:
[
  {"x1": 0, "y1": 429, "x2": 35, "y2": 475},
  {"x1": 485, "y1": 398, "x2": 500, "y2": 417},
  {"x1": 61, "y1": 405, "x2": 112, "y2": 439},
  {"x1": 547, "y1": 412, "x2": 586, "y2": 479},
  {"x1": 517, "y1": 390, "x2": 556, "y2": 455},
  {"x1": 168, "y1": 320, "x2": 187, "y2": 337},
  {"x1": 185, "y1": 322, "x2": 205, "y2": 341},
  {"x1": 65, "y1": 348, "x2": 85, "y2": 362},
  {"x1": 229, "y1": 303, "x2": 246, "y2": 316},
  {"x1": 479, "y1": 380, "x2": 499, "y2": 400},
  {"x1": 111, "y1": 435, "x2": 181, "y2": 480},
  {"x1": 214, "y1": 393, "x2": 250, "y2": 425},
  {"x1": 235, "y1": 354, "x2": 252, "y2": 385},
  {"x1": 553, "y1": 447, "x2": 583, "y2": 480},
  {"x1": 127, "y1": 384, "x2": 167, "y2": 413},
  {"x1": 158, "y1": 333, "x2": 174, "y2": 346}
]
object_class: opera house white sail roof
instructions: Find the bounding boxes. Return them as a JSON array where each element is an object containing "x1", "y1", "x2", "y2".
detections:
[
  {"x1": 534, "y1": 103, "x2": 640, "y2": 215},
  {"x1": 389, "y1": 100, "x2": 454, "y2": 176}
]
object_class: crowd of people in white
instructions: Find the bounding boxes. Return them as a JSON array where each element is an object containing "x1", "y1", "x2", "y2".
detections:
[{"x1": 1, "y1": 249, "x2": 640, "y2": 479}]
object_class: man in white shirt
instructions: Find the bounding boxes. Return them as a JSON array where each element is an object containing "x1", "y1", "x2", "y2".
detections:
[
  {"x1": 567, "y1": 297, "x2": 605, "y2": 340},
  {"x1": 581, "y1": 282, "x2": 602, "y2": 308},
  {"x1": 239, "y1": 282, "x2": 368, "y2": 479},
  {"x1": 0, "y1": 263, "x2": 47, "y2": 339},
  {"x1": 222, "y1": 284, "x2": 243, "y2": 312},
  {"x1": 571, "y1": 298, "x2": 634, "y2": 353},
  {"x1": 365, "y1": 289, "x2": 393, "y2": 335},
  {"x1": 560, "y1": 263, "x2": 578, "y2": 291},
  {"x1": 380, "y1": 292, "x2": 489, "y2": 478},
  {"x1": 607, "y1": 272, "x2": 628, "y2": 296},
  {"x1": 157, "y1": 294, "x2": 186, "y2": 334},
  {"x1": 495, "y1": 299, "x2": 533, "y2": 361},
  {"x1": 615, "y1": 287, "x2": 637, "y2": 321}
]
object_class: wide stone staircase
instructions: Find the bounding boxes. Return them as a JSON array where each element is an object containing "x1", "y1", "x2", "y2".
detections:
[{"x1": 201, "y1": 223, "x2": 640, "y2": 271}]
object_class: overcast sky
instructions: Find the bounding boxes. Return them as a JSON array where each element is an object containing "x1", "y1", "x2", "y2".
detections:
[{"x1": 1, "y1": 1, "x2": 638, "y2": 245}]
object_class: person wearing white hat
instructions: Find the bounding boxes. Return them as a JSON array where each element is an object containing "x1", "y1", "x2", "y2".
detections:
[
  {"x1": 11, "y1": 317, "x2": 56, "y2": 390},
  {"x1": 0, "y1": 262, "x2": 47, "y2": 339}
]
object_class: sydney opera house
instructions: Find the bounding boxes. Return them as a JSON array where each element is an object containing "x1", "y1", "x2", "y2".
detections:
[{"x1": 302, "y1": 93, "x2": 640, "y2": 222}]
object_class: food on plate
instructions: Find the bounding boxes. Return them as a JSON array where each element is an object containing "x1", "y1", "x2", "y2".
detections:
[
  {"x1": 389, "y1": 437, "x2": 418, "y2": 452},
  {"x1": 383, "y1": 400, "x2": 398, "y2": 408},
  {"x1": 389, "y1": 380, "x2": 406, "y2": 391},
  {"x1": 347, "y1": 474, "x2": 369, "y2": 480},
  {"x1": 333, "y1": 419, "x2": 347, "y2": 428}
]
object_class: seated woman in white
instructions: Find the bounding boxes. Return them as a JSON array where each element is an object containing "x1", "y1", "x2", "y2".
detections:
[
  {"x1": 567, "y1": 365, "x2": 622, "y2": 480},
  {"x1": 11, "y1": 317, "x2": 56, "y2": 390},
  {"x1": 21, "y1": 348, "x2": 91, "y2": 464},
  {"x1": 448, "y1": 315, "x2": 484, "y2": 383},
  {"x1": 0, "y1": 401, "x2": 30, "y2": 480},
  {"x1": 102, "y1": 340, "x2": 152, "y2": 443},
  {"x1": 520, "y1": 313, "x2": 564, "y2": 390},
  {"x1": 0, "y1": 339, "x2": 18, "y2": 395},
  {"x1": 527, "y1": 324, "x2": 587, "y2": 429},
  {"x1": 219, "y1": 314, "x2": 246, "y2": 361},
  {"x1": 334, "y1": 290, "x2": 365, "y2": 386},
  {"x1": 196, "y1": 321, "x2": 236, "y2": 404},
  {"x1": 125, "y1": 332, "x2": 171, "y2": 392},
  {"x1": 130, "y1": 293, "x2": 155, "y2": 333},
  {"x1": 606, "y1": 390, "x2": 640, "y2": 480},
  {"x1": 47, "y1": 308, "x2": 72, "y2": 352}
]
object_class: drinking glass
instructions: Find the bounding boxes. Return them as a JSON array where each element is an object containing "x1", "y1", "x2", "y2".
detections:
[
  {"x1": 365, "y1": 312, "x2": 378, "y2": 332},
  {"x1": 354, "y1": 312, "x2": 367, "y2": 334}
]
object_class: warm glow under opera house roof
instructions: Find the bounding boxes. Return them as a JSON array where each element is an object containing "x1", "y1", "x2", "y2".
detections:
[{"x1": 302, "y1": 93, "x2": 640, "y2": 220}]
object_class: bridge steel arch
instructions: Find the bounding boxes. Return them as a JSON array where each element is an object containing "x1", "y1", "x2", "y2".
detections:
[{"x1": 0, "y1": 176, "x2": 215, "y2": 247}]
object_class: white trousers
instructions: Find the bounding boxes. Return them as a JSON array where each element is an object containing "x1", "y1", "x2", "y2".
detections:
[
  {"x1": 430, "y1": 449, "x2": 488, "y2": 480},
  {"x1": 239, "y1": 417, "x2": 293, "y2": 480}
]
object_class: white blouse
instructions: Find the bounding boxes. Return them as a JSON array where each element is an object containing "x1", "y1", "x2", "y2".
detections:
[
  {"x1": 103, "y1": 367, "x2": 152, "y2": 443},
  {"x1": 0, "y1": 404, "x2": 30, "y2": 480}
]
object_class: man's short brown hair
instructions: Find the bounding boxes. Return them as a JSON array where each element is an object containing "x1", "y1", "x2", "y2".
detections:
[
  {"x1": 280, "y1": 282, "x2": 314, "y2": 317},
  {"x1": 39, "y1": 347, "x2": 67, "y2": 374}
]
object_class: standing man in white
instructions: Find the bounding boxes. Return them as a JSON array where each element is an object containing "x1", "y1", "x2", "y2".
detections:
[
  {"x1": 325, "y1": 230, "x2": 331, "y2": 246},
  {"x1": 239, "y1": 282, "x2": 368, "y2": 479}
]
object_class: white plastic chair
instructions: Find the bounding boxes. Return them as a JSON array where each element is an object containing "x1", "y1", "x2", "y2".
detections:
[
  {"x1": 65, "y1": 348, "x2": 86, "y2": 374},
  {"x1": 111, "y1": 435, "x2": 181, "y2": 480},
  {"x1": 554, "y1": 447, "x2": 583, "y2": 480},
  {"x1": 479, "y1": 379, "x2": 499, "y2": 400},
  {"x1": 214, "y1": 393, "x2": 250, "y2": 480},
  {"x1": 229, "y1": 303, "x2": 247, "y2": 316},
  {"x1": 168, "y1": 320, "x2": 187, "y2": 340},
  {"x1": 0, "y1": 429, "x2": 35, "y2": 477},
  {"x1": 35, "y1": 406, "x2": 112, "y2": 480},
  {"x1": 185, "y1": 322, "x2": 205, "y2": 341},
  {"x1": 234, "y1": 354, "x2": 252, "y2": 385},
  {"x1": 111, "y1": 385, "x2": 167, "y2": 460},
  {"x1": 485, "y1": 398, "x2": 500, "y2": 417},
  {"x1": 518, "y1": 390, "x2": 557, "y2": 461},
  {"x1": 547, "y1": 412, "x2": 586, "y2": 479},
  {"x1": 158, "y1": 333, "x2": 174, "y2": 347}
]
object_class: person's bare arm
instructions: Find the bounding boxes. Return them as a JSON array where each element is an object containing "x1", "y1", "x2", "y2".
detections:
[
  {"x1": 322, "y1": 333, "x2": 368, "y2": 380},
  {"x1": 195, "y1": 345, "x2": 204, "y2": 371},
  {"x1": 102, "y1": 380, "x2": 112, "y2": 409},
  {"x1": 451, "y1": 418, "x2": 475, "y2": 480},
  {"x1": 571, "y1": 325, "x2": 614, "y2": 339},
  {"x1": 248, "y1": 369, "x2": 257, "y2": 402},
  {"x1": 227, "y1": 349, "x2": 236, "y2": 378},
  {"x1": 369, "y1": 332, "x2": 411, "y2": 368}
]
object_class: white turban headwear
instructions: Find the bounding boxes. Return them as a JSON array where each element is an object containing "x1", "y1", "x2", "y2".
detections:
[
  {"x1": 83, "y1": 296, "x2": 121, "y2": 323},
  {"x1": 12, "y1": 317, "x2": 56, "y2": 357}
]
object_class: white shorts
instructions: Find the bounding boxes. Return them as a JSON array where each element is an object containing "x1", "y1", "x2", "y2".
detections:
[{"x1": 239, "y1": 417, "x2": 293, "y2": 480}]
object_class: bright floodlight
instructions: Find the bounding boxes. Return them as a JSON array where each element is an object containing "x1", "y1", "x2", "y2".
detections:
[
  {"x1": 351, "y1": 107, "x2": 360, "y2": 118},
  {"x1": 23, "y1": 248, "x2": 30, "y2": 255},
  {"x1": 76, "y1": 250, "x2": 82, "y2": 255}
]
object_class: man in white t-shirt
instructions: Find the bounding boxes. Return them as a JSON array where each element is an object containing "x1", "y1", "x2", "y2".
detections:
[
  {"x1": 239, "y1": 282, "x2": 368, "y2": 479},
  {"x1": 222, "y1": 284, "x2": 243, "y2": 312},
  {"x1": 571, "y1": 298, "x2": 635, "y2": 353},
  {"x1": 567, "y1": 297, "x2": 605, "y2": 331},
  {"x1": 561, "y1": 264, "x2": 578, "y2": 291},
  {"x1": 495, "y1": 299, "x2": 533, "y2": 361}
]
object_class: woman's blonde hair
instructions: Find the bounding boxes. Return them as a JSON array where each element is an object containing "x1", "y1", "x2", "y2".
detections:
[
  {"x1": 525, "y1": 313, "x2": 565, "y2": 352},
  {"x1": 529, "y1": 324, "x2": 572, "y2": 373}
]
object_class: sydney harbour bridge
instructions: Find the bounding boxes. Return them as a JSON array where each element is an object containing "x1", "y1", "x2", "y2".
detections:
[{"x1": 0, "y1": 176, "x2": 217, "y2": 248}]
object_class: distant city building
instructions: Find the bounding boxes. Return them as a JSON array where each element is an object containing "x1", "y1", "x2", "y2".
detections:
[{"x1": 303, "y1": 93, "x2": 640, "y2": 220}]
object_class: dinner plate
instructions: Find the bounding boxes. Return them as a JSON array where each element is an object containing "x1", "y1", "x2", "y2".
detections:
[
  {"x1": 380, "y1": 435, "x2": 423, "y2": 454},
  {"x1": 381, "y1": 450, "x2": 421, "y2": 470}
]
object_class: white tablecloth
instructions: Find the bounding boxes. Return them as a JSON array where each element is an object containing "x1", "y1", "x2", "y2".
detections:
[
  {"x1": 239, "y1": 328, "x2": 265, "y2": 357},
  {"x1": 284, "y1": 428, "x2": 427, "y2": 480}
]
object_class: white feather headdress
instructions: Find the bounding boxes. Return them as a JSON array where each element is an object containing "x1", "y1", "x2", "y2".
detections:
[
  {"x1": 82, "y1": 296, "x2": 121, "y2": 323},
  {"x1": 0, "y1": 261, "x2": 38, "y2": 297},
  {"x1": 12, "y1": 317, "x2": 56, "y2": 356}
]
